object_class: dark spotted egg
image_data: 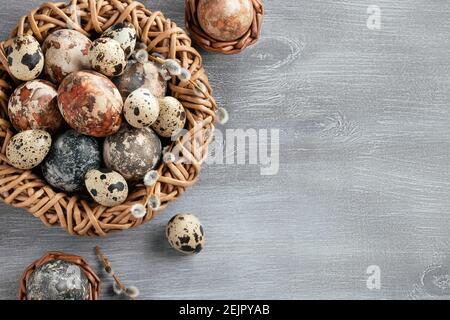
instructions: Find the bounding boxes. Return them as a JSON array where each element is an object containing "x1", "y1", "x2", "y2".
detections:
[
  {"x1": 41, "y1": 130, "x2": 102, "y2": 193},
  {"x1": 88, "y1": 38, "x2": 126, "y2": 77},
  {"x1": 8, "y1": 80, "x2": 62, "y2": 134},
  {"x1": 166, "y1": 214, "x2": 205, "y2": 255},
  {"x1": 6, "y1": 130, "x2": 51, "y2": 170},
  {"x1": 85, "y1": 169, "x2": 128, "y2": 207},
  {"x1": 103, "y1": 125, "x2": 162, "y2": 181},
  {"x1": 124, "y1": 88, "x2": 160, "y2": 128},
  {"x1": 152, "y1": 96, "x2": 186, "y2": 138},
  {"x1": 57, "y1": 70, "x2": 123, "y2": 137},
  {"x1": 4, "y1": 34, "x2": 44, "y2": 81},
  {"x1": 113, "y1": 60, "x2": 167, "y2": 99},
  {"x1": 43, "y1": 29, "x2": 92, "y2": 83},
  {"x1": 102, "y1": 22, "x2": 137, "y2": 58}
]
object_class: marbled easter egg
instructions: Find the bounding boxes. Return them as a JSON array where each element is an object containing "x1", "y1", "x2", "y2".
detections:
[
  {"x1": 124, "y1": 88, "x2": 160, "y2": 128},
  {"x1": 41, "y1": 130, "x2": 102, "y2": 193},
  {"x1": 43, "y1": 29, "x2": 92, "y2": 83},
  {"x1": 102, "y1": 22, "x2": 137, "y2": 58},
  {"x1": 6, "y1": 130, "x2": 51, "y2": 170},
  {"x1": 4, "y1": 34, "x2": 44, "y2": 81},
  {"x1": 166, "y1": 213, "x2": 205, "y2": 254},
  {"x1": 57, "y1": 71, "x2": 123, "y2": 137},
  {"x1": 103, "y1": 126, "x2": 162, "y2": 181},
  {"x1": 8, "y1": 80, "x2": 62, "y2": 134},
  {"x1": 152, "y1": 96, "x2": 186, "y2": 138},
  {"x1": 26, "y1": 260, "x2": 90, "y2": 300},
  {"x1": 88, "y1": 38, "x2": 127, "y2": 77},
  {"x1": 113, "y1": 60, "x2": 167, "y2": 99},
  {"x1": 85, "y1": 169, "x2": 129, "y2": 207}
]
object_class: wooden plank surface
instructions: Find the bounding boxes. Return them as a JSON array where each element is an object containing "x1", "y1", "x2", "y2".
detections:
[{"x1": 1, "y1": 0, "x2": 450, "y2": 299}]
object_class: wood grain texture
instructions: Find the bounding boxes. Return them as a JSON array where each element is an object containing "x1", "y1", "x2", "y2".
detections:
[{"x1": 1, "y1": 0, "x2": 450, "y2": 300}]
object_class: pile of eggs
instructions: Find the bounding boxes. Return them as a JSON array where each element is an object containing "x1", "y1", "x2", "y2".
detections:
[{"x1": 4, "y1": 24, "x2": 190, "y2": 208}]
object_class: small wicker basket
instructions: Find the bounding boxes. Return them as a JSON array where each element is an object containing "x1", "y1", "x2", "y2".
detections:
[
  {"x1": 18, "y1": 251, "x2": 101, "y2": 300},
  {"x1": 0, "y1": 0, "x2": 217, "y2": 236},
  {"x1": 185, "y1": 0, "x2": 264, "y2": 55}
]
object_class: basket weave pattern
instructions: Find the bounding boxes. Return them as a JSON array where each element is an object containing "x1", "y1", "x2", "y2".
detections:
[
  {"x1": 18, "y1": 251, "x2": 101, "y2": 300},
  {"x1": 185, "y1": 0, "x2": 264, "y2": 55},
  {"x1": 0, "y1": 0, "x2": 216, "y2": 236}
]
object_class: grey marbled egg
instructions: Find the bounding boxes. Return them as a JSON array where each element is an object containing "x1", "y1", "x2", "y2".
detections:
[
  {"x1": 102, "y1": 22, "x2": 137, "y2": 58},
  {"x1": 88, "y1": 38, "x2": 126, "y2": 77},
  {"x1": 124, "y1": 88, "x2": 160, "y2": 128},
  {"x1": 6, "y1": 130, "x2": 51, "y2": 170},
  {"x1": 43, "y1": 29, "x2": 92, "y2": 83},
  {"x1": 26, "y1": 259, "x2": 90, "y2": 300},
  {"x1": 41, "y1": 130, "x2": 102, "y2": 193},
  {"x1": 103, "y1": 126, "x2": 162, "y2": 181},
  {"x1": 166, "y1": 213, "x2": 205, "y2": 255},
  {"x1": 4, "y1": 34, "x2": 44, "y2": 81},
  {"x1": 152, "y1": 96, "x2": 186, "y2": 138},
  {"x1": 85, "y1": 169, "x2": 129, "y2": 207}
]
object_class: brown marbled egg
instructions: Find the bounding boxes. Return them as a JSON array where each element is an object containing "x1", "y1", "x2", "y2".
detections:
[
  {"x1": 57, "y1": 71, "x2": 123, "y2": 137},
  {"x1": 152, "y1": 96, "x2": 186, "y2": 138},
  {"x1": 113, "y1": 60, "x2": 167, "y2": 100},
  {"x1": 103, "y1": 126, "x2": 162, "y2": 181},
  {"x1": 8, "y1": 80, "x2": 62, "y2": 134},
  {"x1": 43, "y1": 29, "x2": 92, "y2": 83},
  {"x1": 197, "y1": 0, "x2": 254, "y2": 42}
]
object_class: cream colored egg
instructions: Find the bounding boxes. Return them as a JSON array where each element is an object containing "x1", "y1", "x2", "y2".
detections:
[
  {"x1": 85, "y1": 169, "x2": 128, "y2": 207},
  {"x1": 152, "y1": 96, "x2": 186, "y2": 138},
  {"x1": 88, "y1": 38, "x2": 127, "y2": 77},
  {"x1": 124, "y1": 88, "x2": 160, "y2": 128},
  {"x1": 6, "y1": 130, "x2": 51, "y2": 169},
  {"x1": 166, "y1": 213, "x2": 205, "y2": 254},
  {"x1": 102, "y1": 22, "x2": 137, "y2": 58}
]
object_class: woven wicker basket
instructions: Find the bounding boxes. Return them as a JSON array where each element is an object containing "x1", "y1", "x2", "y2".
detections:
[
  {"x1": 185, "y1": 0, "x2": 264, "y2": 55},
  {"x1": 18, "y1": 251, "x2": 100, "y2": 300},
  {"x1": 0, "y1": 0, "x2": 216, "y2": 236}
]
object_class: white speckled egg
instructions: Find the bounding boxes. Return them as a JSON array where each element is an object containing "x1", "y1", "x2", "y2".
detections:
[
  {"x1": 43, "y1": 29, "x2": 92, "y2": 83},
  {"x1": 4, "y1": 34, "x2": 44, "y2": 81},
  {"x1": 124, "y1": 88, "x2": 160, "y2": 128},
  {"x1": 6, "y1": 130, "x2": 51, "y2": 170},
  {"x1": 88, "y1": 38, "x2": 126, "y2": 77},
  {"x1": 166, "y1": 213, "x2": 205, "y2": 254},
  {"x1": 102, "y1": 22, "x2": 137, "y2": 58},
  {"x1": 152, "y1": 96, "x2": 186, "y2": 138},
  {"x1": 85, "y1": 169, "x2": 128, "y2": 207}
]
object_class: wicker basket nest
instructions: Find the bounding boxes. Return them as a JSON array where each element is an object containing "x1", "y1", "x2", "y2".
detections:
[
  {"x1": 18, "y1": 251, "x2": 100, "y2": 300},
  {"x1": 0, "y1": 0, "x2": 216, "y2": 236},
  {"x1": 185, "y1": 0, "x2": 264, "y2": 55}
]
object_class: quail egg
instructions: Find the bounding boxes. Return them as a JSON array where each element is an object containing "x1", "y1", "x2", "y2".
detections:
[
  {"x1": 103, "y1": 126, "x2": 162, "y2": 181},
  {"x1": 152, "y1": 96, "x2": 186, "y2": 138},
  {"x1": 88, "y1": 38, "x2": 126, "y2": 77},
  {"x1": 8, "y1": 79, "x2": 62, "y2": 134},
  {"x1": 4, "y1": 34, "x2": 44, "y2": 81},
  {"x1": 166, "y1": 213, "x2": 205, "y2": 254},
  {"x1": 124, "y1": 88, "x2": 160, "y2": 128},
  {"x1": 101, "y1": 22, "x2": 137, "y2": 58},
  {"x1": 43, "y1": 29, "x2": 92, "y2": 83},
  {"x1": 85, "y1": 169, "x2": 128, "y2": 207},
  {"x1": 6, "y1": 130, "x2": 51, "y2": 170}
]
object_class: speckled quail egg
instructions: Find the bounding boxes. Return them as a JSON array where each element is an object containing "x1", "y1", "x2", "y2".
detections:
[
  {"x1": 4, "y1": 34, "x2": 44, "y2": 81},
  {"x1": 6, "y1": 130, "x2": 51, "y2": 170},
  {"x1": 85, "y1": 169, "x2": 128, "y2": 207},
  {"x1": 152, "y1": 96, "x2": 186, "y2": 138},
  {"x1": 103, "y1": 126, "x2": 162, "y2": 181},
  {"x1": 166, "y1": 213, "x2": 205, "y2": 255},
  {"x1": 42, "y1": 130, "x2": 102, "y2": 193},
  {"x1": 57, "y1": 70, "x2": 123, "y2": 137},
  {"x1": 101, "y1": 22, "x2": 137, "y2": 58},
  {"x1": 124, "y1": 88, "x2": 160, "y2": 128},
  {"x1": 88, "y1": 38, "x2": 127, "y2": 77},
  {"x1": 26, "y1": 259, "x2": 90, "y2": 300},
  {"x1": 113, "y1": 60, "x2": 167, "y2": 99},
  {"x1": 8, "y1": 80, "x2": 62, "y2": 134},
  {"x1": 43, "y1": 29, "x2": 92, "y2": 83}
]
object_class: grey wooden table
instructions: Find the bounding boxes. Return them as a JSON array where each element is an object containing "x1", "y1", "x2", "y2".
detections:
[{"x1": 1, "y1": 0, "x2": 450, "y2": 300}]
